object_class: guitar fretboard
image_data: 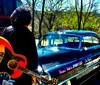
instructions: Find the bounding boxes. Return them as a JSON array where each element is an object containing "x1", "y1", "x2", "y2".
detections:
[
  {"x1": 8, "y1": 60, "x2": 58, "y2": 85},
  {"x1": 17, "y1": 65, "x2": 41, "y2": 79}
]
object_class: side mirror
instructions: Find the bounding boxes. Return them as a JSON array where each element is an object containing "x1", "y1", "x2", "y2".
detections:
[{"x1": 82, "y1": 47, "x2": 88, "y2": 51}]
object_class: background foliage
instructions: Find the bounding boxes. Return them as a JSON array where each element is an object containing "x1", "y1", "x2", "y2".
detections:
[{"x1": 25, "y1": 0, "x2": 100, "y2": 38}]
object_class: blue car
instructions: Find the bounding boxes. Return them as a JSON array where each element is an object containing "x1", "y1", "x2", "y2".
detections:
[{"x1": 37, "y1": 30, "x2": 100, "y2": 85}]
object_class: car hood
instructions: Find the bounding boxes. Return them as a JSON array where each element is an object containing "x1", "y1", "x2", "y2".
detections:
[{"x1": 37, "y1": 46, "x2": 79, "y2": 65}]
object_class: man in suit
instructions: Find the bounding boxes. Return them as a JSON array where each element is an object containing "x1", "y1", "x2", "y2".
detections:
[{"x1": 2, "y1": 5, "x2": 38, "y2": 85}]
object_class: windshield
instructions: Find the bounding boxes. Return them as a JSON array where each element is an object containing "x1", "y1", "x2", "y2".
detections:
[{"x1": 38, "y1": 34, "x2": 80, "y2": 49}]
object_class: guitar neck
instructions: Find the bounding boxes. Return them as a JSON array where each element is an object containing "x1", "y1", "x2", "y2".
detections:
[
  {"x1": 17, "y1": 65, "x2": 41, "y2": 79},
  {"x1": 7, "y1": 60, "x2": 57, "y2": 85},
  {"x1": 17, "y1": 65, "x2": 54, "y2": 84}
]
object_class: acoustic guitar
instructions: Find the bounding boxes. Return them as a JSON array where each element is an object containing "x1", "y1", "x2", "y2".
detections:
[{"x1": 0, "y1": 36, "x2": 58, "y2": 85}]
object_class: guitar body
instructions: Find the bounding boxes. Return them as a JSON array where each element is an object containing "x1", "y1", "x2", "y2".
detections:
[{"x1": 0, "y1": 36, "x2": 27, "y2": 78}]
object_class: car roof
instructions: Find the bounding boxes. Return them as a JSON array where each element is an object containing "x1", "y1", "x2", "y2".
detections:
[{"x1": 45, "y1": 30, "x2": 98, "y2": 36}]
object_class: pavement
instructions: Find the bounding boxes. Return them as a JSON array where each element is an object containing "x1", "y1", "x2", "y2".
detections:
[{"x1": 80, "y1": 70, "x2": 100, "y2": 85}]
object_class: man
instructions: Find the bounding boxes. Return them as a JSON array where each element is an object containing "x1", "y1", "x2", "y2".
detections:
[{"x1": 2, "y1": 5, "x2": 38, "y2": 85}]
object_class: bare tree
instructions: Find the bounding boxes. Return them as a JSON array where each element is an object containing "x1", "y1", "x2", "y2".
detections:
[
  {"x1": 38, "y1": 0, "x2": 45, "y2": 39},
  {"x1": 35, "y1": 0, "x2": 67, "y2": 33},
  {"x1": 32, "y1": 0, "x2": 36, "y2": 33},
  {"x1": 75, "y1": 0, "x2": 100, "y2": 30},
  {"x1": 75, "y1": 0, "x2": 83, "y2": 30},
  {"x1": 82, "y1": 0, "x2": 100, "y2": 29},
  {"x1": 43, "y1": 0, "x2": 68, "y2": 31}
]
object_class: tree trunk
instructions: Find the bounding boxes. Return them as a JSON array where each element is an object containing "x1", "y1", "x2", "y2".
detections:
[{"x1": 39, "y1": 0, "x2": 45, "y2": 39}]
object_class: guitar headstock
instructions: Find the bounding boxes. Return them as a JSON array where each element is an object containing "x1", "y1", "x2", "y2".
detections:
[
  {"x1": 41, "y1": 75, "x2": 58, "y2": 85},
  {"x1": 50, "y1": 78, "x2": 58, "y2": 85}
]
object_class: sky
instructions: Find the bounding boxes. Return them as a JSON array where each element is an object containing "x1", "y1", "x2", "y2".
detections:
[
  {"x1": 21, "y1": 0, "x2": 32, "y2": 4},
  {"x1": 20, "y1": 0, "x2": 100, "y2": 13}
]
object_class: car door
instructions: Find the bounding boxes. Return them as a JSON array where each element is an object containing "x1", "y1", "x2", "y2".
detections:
[
  {"x1": 90, "y1": 36, "x2": 100, "y2": 57},
  {"x1": 79, "y1": 36, "x2": 97, "y2": 62}
]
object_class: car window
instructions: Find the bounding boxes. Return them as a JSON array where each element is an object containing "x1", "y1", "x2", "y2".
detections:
[
  {"x1": 40, "y1": 35, "x2": 63, "y2": 47},
  {"x1": 41, "y1": 36, "x2": 49, "y2": 47},
  {"x1": 53, "y1": 39, "x2": 63, "y2": 45},
  {"x1": 82, "y1": 36, "x2": 99, "y2": 48},
  {"x1": 65, "y1": 36, "x2": 79, "y2": 43},
  {"x1": 92, "y1": 37, "x2": 99, "y2": 44},
  {"x1": 39, "y1": 34, "x2": 80, "y2": 48}
]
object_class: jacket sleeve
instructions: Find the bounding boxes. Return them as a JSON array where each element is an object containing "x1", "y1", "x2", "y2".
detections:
[{"x1": 2, "y1": 26, "x2": 14, "y2": 38}]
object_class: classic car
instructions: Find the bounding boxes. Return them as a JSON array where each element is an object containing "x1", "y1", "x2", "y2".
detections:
[{"x1": 37, "y1": 30, "x2": 100, "y2": 85}]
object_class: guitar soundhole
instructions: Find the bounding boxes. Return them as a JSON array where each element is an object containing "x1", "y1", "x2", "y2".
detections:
[{"x1": 8, "y1": 60, "x2": 18, "y2": 70}]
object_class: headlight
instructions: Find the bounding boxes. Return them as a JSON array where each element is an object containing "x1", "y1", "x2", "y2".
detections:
[{"x1": 37, "y1": 65, "x2": 43, "y2": 74}]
